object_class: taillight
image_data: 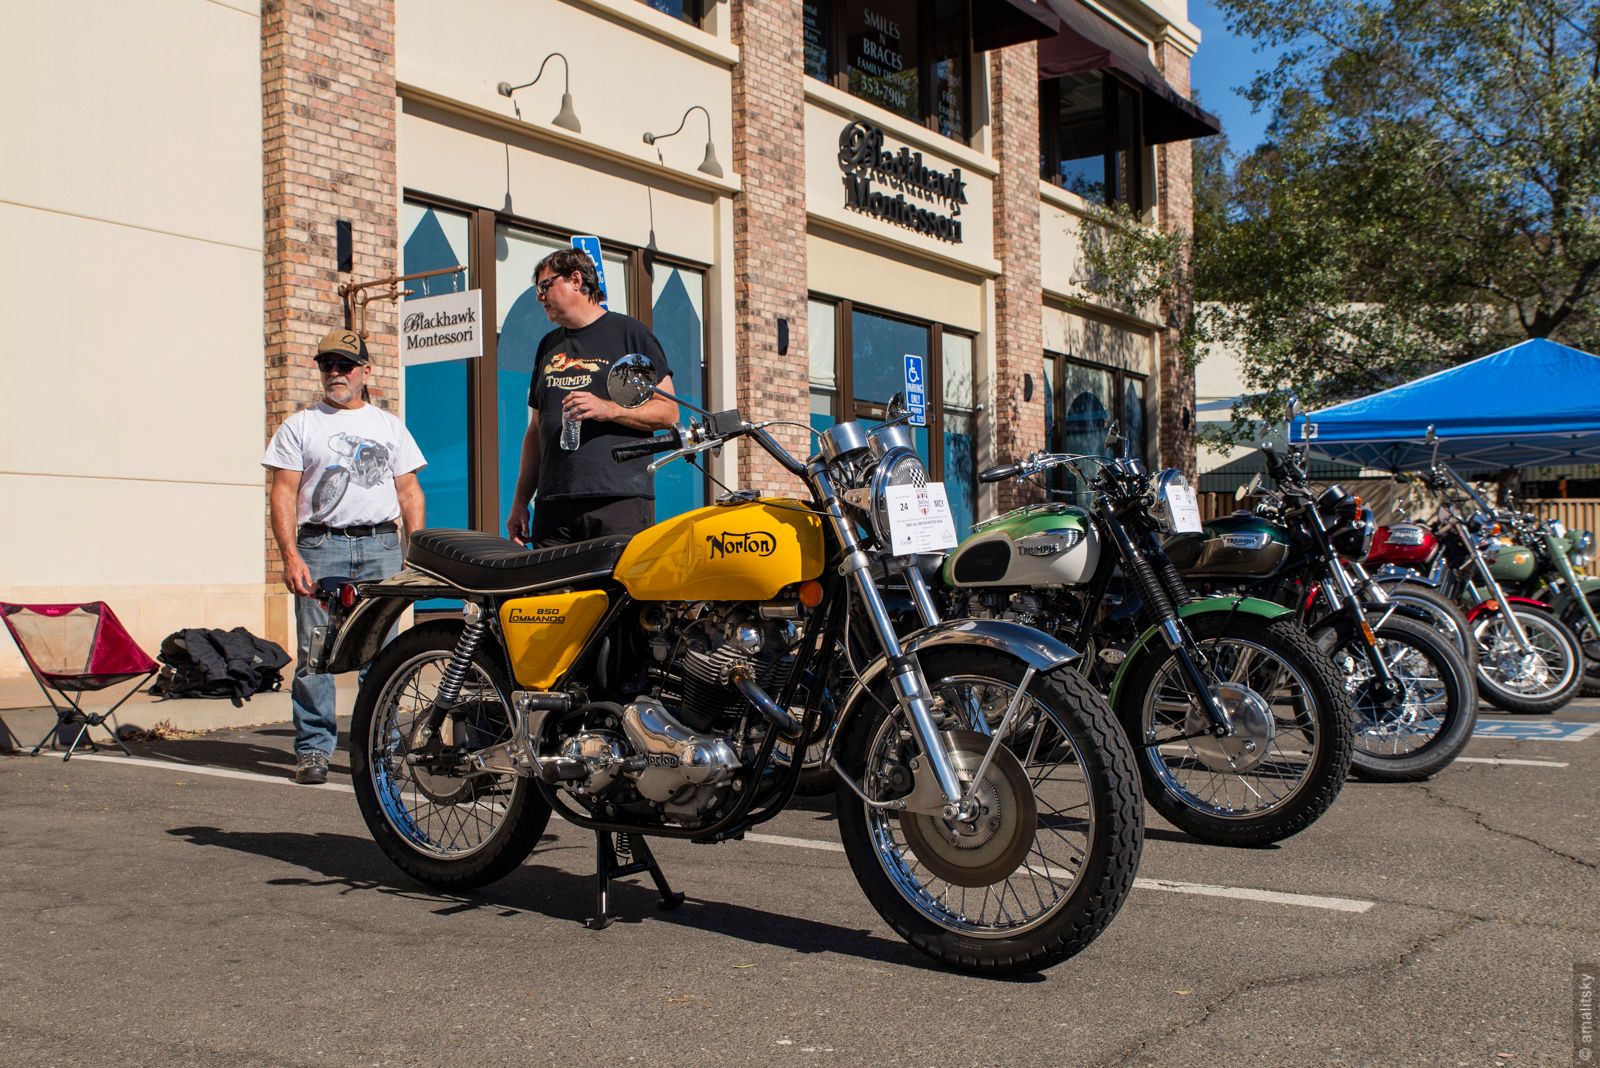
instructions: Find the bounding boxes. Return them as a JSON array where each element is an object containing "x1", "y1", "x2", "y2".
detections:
[{"x1": 339, "y1": 583, "x2": 359, "y2": 609}]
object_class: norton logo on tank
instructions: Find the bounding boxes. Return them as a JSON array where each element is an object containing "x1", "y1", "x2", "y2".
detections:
[
  {"x1": 705, "y1": 531, "x2": 777, "y2": 560},
  {"x1": 838, "y1": 121, "x2": 966, "y2": 243}
]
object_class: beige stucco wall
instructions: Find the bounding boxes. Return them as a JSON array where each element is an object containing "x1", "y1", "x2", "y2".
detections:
[{"x1": 0, "y1": 0, "x2": 266, "y2": 677}]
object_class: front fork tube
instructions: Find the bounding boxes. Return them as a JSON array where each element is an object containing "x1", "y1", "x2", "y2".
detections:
[
  {"x1": 810, "y1": 463, "x2": 967, "y2": 813},
  {"x1": 1550, "y1": 537, "x2": 1600, "y2": 639},
  {"x1": 1460, "y1": 520, "x2": 1532, "y2": 650}
]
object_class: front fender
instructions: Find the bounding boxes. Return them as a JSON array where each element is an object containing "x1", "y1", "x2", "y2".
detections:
[
  {"x1": 825, "y1": 618, "x2": 1080, "y2": 760},
  {"x1": 1108, "y1": 595, "x2": 1294, "y2": 707},
  {"x1": 1465, "y1": 595, "x2": 1551, "y2": 623}
]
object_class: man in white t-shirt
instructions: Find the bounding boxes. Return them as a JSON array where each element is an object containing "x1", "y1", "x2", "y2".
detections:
[{"x1": 262, "y1": 329, "x2": 427, "y2": 785}]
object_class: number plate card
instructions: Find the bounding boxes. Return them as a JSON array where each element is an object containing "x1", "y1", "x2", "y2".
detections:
[
  {"x1": 885, "y1": 482, "x2": 958, "y2": 555},
  {"x1": 1165, "y1": 483, "x2": 1203, "y2": 533}
]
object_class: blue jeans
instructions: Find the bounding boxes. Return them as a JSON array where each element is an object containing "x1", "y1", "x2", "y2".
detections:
[{"x1": 292, "y1": 528, "x2": 403, "y2": 756}]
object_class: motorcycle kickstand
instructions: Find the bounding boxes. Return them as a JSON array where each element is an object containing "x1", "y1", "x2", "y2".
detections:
[{"x1": 584, "y1": 830, "x2": 686, "y2": 930}]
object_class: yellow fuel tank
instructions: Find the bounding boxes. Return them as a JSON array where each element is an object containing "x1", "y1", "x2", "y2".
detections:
[
  {"x1": 616, "y1": 499, "x2": 825, "y2": 601},
  {"x1": 499, "y1": 590, "x2": 611, "y2": 689}
]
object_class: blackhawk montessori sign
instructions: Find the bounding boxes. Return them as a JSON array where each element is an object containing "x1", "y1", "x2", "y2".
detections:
[{"x1": 837, "y1": 119, "x2": 967, "y2": 244}]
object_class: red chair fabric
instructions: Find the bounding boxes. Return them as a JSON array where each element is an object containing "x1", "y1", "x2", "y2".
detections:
[{"x1": 1, "y1": 602, "x2": 156, "y2": 759}]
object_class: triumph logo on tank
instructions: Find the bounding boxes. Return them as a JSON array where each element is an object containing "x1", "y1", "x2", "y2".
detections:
[
  {"x1": 837, "y1": 120, "x2": 966, "y2": 243},
  {"x1": 401, "y1": 289, "x2": 483, "y2": 366},
  {"x1": 705, "y1": 531, "x2": 777, "y2": 560}
]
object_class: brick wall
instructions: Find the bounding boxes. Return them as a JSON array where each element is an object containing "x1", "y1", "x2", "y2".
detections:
[
  {"x1": 989, "y1": 44, "x2": 1046, "y2": 511},
  {"x1": 729, "y1": 0, "x2": 811, "y2": 493},
  {"x1": 1155, "y1": 41, "x2": 1197, "y2": 481},
  {"x1": 261, "y1": 0, "x2": 398, "y2": 581}
]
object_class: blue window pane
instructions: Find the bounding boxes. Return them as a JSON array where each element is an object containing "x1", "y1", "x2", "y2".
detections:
[
  {"x1": 943, "y1": 410, "x2": 976, "y2": 538},
  {"x1": 651, "y1": 266, "x2": 707, "y2": 520},
  {"x1": 851, "y1": 309, "x2": 928, "y2": 406},
  {"x1": 1122, "y1": 378, "x2": 1147, "y2": 464}
]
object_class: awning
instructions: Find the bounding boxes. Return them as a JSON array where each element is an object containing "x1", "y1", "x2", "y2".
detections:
[
  {"x1": 1038, "y1": 3, "x2": 1221, "y2": 145},
  {"x1": 974, "y1": 0, "x2": 1062, "y2": 53}
]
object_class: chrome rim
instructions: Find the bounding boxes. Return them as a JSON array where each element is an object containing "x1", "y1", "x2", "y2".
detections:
[
  {"x1": 862, "y1": 674, "x2": 1096, "y2": 938},
  {"x1": 367, "y1": 651, "x2": 520, "y2": 860},
  {"x1": 1141, "y1": 638, "x2": 1321, "y2": 819},
  {"x1": 1390, "y1": 593, "x2": 1469, "y2": 657},
  {"x1": 1330, "y1": 637, "x2": 1450, "y2": 758},
  {"x1": 1474, "y1": 613, "x2": 1576, "y2": 698}
]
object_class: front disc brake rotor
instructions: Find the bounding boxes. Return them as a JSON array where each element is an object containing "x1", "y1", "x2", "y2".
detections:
[
  {"x1": 1185, "y1": 681, "x2": 1275, "y2": 773},
  {"x1": 898, "y1": 730, "x2": 1038, "y2": 889}
]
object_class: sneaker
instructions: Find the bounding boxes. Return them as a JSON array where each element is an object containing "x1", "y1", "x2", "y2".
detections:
[{"x1": 293, "y1": 750, "x2": 330, "y2": 786}]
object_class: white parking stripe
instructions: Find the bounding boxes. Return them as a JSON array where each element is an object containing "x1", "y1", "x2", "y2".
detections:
[
  {"x1": 63, "y1": 753, "x2": 1377, "y2": 913},
  {"x1": 1454, "y1": 756, "x2": 1569, "y2": 768}
]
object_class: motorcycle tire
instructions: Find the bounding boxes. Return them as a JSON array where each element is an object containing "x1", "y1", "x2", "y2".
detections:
[
  {"x1": 1378, "y1": 581, "x2": 1477, "y2": 674},
  {"x1": 1313, "y1": 615, "x2": 1477, "y2": 783},
  {"x1": 350, "y1": 621, "x2": 551, "y2": 890},
  {"x1": 1473, "y1": 606, "x2": 1583, "y2": 715},
  {"x1": 1116, "y1": 613, "x2": 1355, "y2": 848},
  {"x1": 310, "y1": 465, "x2": 351, "y2": 522},
  {"x1": 1560, "y1": 590, "x2": 1600, "y2": 698},
  {"x1": 834, "y1": 649, "x2": 1141, "y2": 976}
]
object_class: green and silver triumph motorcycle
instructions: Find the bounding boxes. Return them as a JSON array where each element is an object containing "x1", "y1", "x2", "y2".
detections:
[{"x1": 934, "y1": 447, "x2": 1355, "y2": 848}]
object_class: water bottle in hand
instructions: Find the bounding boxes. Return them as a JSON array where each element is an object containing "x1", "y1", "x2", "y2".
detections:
[{"x1": 560, "y1": 408, "x2": 582, "y2": 451}]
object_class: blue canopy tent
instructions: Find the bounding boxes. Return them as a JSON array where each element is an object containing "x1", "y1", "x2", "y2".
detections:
[{"x1": 1288, "y1": 339, "x2": 1600, "y2": 472}]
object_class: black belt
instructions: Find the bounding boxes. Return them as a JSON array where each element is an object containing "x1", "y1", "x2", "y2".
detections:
[{"x1": 299, "y1": 521, "x2": 398, "y2": 539}]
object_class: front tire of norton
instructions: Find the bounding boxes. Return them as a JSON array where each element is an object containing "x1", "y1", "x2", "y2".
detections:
[
  {"x1": 350, "y1": 621, "x2": 550, "y2": 890},
  {"x1": 834, "y1": 649, "x2": 1142, "y2": 976},
  {"x1": 1117, "y1": 614, "x2": 1355, "y2": 847},
  {"x1": 1314, "y1": 615, "x2": 1477, "y2": 782}
]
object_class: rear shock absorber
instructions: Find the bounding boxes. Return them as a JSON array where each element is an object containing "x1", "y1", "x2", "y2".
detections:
[{"x1": 437, "y1": 603, "x2": 489, "y2": 707}]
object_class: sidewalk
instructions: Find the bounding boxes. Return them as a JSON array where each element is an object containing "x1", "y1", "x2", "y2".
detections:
[{"x1": 0, "y1": 669, "x2": 359, "y2": 752}]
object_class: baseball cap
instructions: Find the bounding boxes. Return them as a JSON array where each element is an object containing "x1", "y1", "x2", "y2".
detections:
[{"x1": 315, "y1": 329, "x2": 371, "y2": 364}]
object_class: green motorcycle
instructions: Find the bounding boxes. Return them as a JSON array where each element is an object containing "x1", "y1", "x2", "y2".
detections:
[{"x1": 933, "y1": 448, "x2": 1354, "y2": 848}]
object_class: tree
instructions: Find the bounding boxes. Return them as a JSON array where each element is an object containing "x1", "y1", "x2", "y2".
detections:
[{"x1": 1196, "y1": 0, "x2": 1600, "y2": 441}]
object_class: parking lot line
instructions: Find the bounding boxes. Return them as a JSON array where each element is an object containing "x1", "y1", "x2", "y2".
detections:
[
  {"x1": 1453, "y1": 756, "x2": 1569, "y2": 767},
  {"x1": 59, "y1": 753, "x2": 1378, "y2": 915}
]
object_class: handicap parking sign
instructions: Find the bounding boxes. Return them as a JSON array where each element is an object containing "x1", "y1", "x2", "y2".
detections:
[
  {"x1": 1472, "y1": 719, "x2": 1600, "y2": 742},
  {"x1": 903, "y1": 354, "x2": 927, "y2": 427}
]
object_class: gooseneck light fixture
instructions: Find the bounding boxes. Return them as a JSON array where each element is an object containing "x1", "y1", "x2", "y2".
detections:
[
  {"x1": 497, "y1": 52, "x2": 581, "y2": 133},
  {"x1": 643, "y1": 104, "x2": 723, "y2": 179}
]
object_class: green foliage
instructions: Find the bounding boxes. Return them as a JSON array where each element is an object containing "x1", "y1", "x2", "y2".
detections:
[{"x1": 1195, "y1": 0, "x2": 1600, "y2": 444}]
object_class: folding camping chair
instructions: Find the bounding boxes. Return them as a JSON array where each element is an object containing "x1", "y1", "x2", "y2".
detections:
[{"x1": 1, "y1": 602, "x2": 157, "y2": 761}]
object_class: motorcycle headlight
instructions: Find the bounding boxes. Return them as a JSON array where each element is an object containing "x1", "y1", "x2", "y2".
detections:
[
  {"x1": 1332, "y1": 506, "x2": 1376, "y2": 561},
  {"x1": 869, "y1": 448, "x2": 930, "y2": 547},
  {"x1": 1572, "y1": 530, "x2": 1594, "y2": 568},
  {"x1": 1149, "y1": 469, "x2": 1198, "y2": 534}
]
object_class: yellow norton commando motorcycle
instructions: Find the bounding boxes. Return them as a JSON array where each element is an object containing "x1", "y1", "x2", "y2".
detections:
[{"x1": 310, "y1": 358, "x2": 1141, "y2": 975}]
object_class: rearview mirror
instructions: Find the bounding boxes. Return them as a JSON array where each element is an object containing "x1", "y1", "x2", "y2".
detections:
[
  {"x1": 1236, "y1": 472, "x2": 1262, "y2": 502},
  {"x1": 607, "y1": 354, "x2": 657, "y2": 409},
  {"x1": 885, "y1": 392, "x2": 912, "y2": 423},
  {"x1": 1103, "y1": 418, "x2": 1123, "y2": 456}
]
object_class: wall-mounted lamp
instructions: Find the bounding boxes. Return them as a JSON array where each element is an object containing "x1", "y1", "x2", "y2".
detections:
[
  {"x1": 643, "y1": 104, "x2": 723, "y2": 178},
  {"x1": 497, "y1": 52, "x2": 581, "y2": 133}
]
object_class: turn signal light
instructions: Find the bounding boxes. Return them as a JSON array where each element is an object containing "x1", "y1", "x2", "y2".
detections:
[
  {"x1": 1482, "y1": 599, "x2": 1500, "y2": 612},
  {"x1": 1359, "y1": 621, "x2": 1377, "y2": 646},
  {"x1": 798, "y1": 580, "x2": 824, "y2": 608}
]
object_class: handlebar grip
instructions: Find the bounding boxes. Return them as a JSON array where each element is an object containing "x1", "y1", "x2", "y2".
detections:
[
  {"x1": 979, "y1": 464, "x2": 1021, "y2": 483},
  {"x1": 611, "y1": 430, "x2": 681, "y2": 463}
]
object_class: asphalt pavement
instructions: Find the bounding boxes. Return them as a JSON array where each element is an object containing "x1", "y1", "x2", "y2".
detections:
[{"x1": 2, "y1": 702, "x2": 1597, "y2": 1067}]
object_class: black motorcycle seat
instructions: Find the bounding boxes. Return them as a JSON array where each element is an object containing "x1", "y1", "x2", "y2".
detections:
[{"x1": 407, "y1": 529, "x2": 632, "y2": 592}]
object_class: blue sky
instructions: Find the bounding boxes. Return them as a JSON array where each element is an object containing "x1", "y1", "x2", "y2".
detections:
[{"x1": 1187, "y1": 0, "x2": 1285, "y2": 157}]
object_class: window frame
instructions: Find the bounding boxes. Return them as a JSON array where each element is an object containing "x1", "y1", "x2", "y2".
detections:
[
  {"x1": 640, "y1": 0, "x2": 703, "y2": 26},
  {"x1": 401, "y1": 189, "x2": 708, "y2": 534},
  {"x1": 805, "y1": 0, "x2": 974, "y2": 142},
  {"x1": 1038, "y1": 71, "x2": 1146, "y2": 210}
]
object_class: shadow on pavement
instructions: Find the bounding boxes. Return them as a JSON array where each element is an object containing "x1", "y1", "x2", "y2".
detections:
[{"x1": 162, "y1": 825, "x2": 1009, "y2": 976}]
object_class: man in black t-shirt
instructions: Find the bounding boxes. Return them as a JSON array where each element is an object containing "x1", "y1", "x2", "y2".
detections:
[{"x1": 507, "y1": 248, "x2": 679, "y2": 547}]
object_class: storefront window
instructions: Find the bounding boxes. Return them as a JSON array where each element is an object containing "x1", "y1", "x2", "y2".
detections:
[
  {"x1": 1040, "y1": 73, "x2": 1145, "y2": 209},
  {"x1": 1046, "y1": 351, "x2": 1148, "y2": 503},
  {"x1": 650, "y1": 263, "x2": 708, "y2": 518},
  {"x1": 640, "y1": 0, "x2": 702, "y2": 24},
  {"x1": 401, "y1": 202, "x2": 472, "y2": 532},
  {"x1": 808, "y1": 299, "x2": 838, "y2": 438},
  {"x1": 804, "y1": 0, "x2": 971, "y2": 140},
  {"x1": 941, "y1": 331, "x2": 976, "y2": 536}
]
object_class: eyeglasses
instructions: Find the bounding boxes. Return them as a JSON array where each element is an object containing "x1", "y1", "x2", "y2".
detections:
[
  {"x1": 316, "y1": 357, "x2": 362, "y2": 374},
  {"x1": 535, "y1": 275, "x2": 566, "y2": 296}
]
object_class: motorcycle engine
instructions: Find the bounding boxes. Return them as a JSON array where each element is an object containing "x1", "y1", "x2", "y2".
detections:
[{"x1": 552, "y1": 604, "x2": 798, "y2": 827}]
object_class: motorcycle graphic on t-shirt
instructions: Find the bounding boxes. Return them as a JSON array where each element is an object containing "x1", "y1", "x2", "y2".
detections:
[{"x1": 310, "y1": 432, "x2": 393, "y2": 522}]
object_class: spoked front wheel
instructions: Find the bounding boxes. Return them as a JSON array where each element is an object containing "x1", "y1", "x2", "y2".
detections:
[
  {"x1": 834, "y1": 648, "x2": 1142, "y2": 976},
  {"x1": 1473, "y1": 607, "x2": 1582, "y2": 714},
  {"x1": 349, "y1": 621, "x2": 550, "y2": 890},
  {"x1": 1119, "y1": 614, "x2": 1355, "y2": 847},
  {"x1": 1314, "y1": 615, "x2": 1477, "y2": 782}
]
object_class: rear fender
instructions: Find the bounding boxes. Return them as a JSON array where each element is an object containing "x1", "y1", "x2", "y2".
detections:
[
  {"x1": 824, "y1": 618, "x2": 1081, "y2": 763},
  {"x1": 321, "y1": 568, "x2": 461, "y2": 674},
  {"x1": 1108, "y1": 595, "x2": 1294, "y2": 708}
]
